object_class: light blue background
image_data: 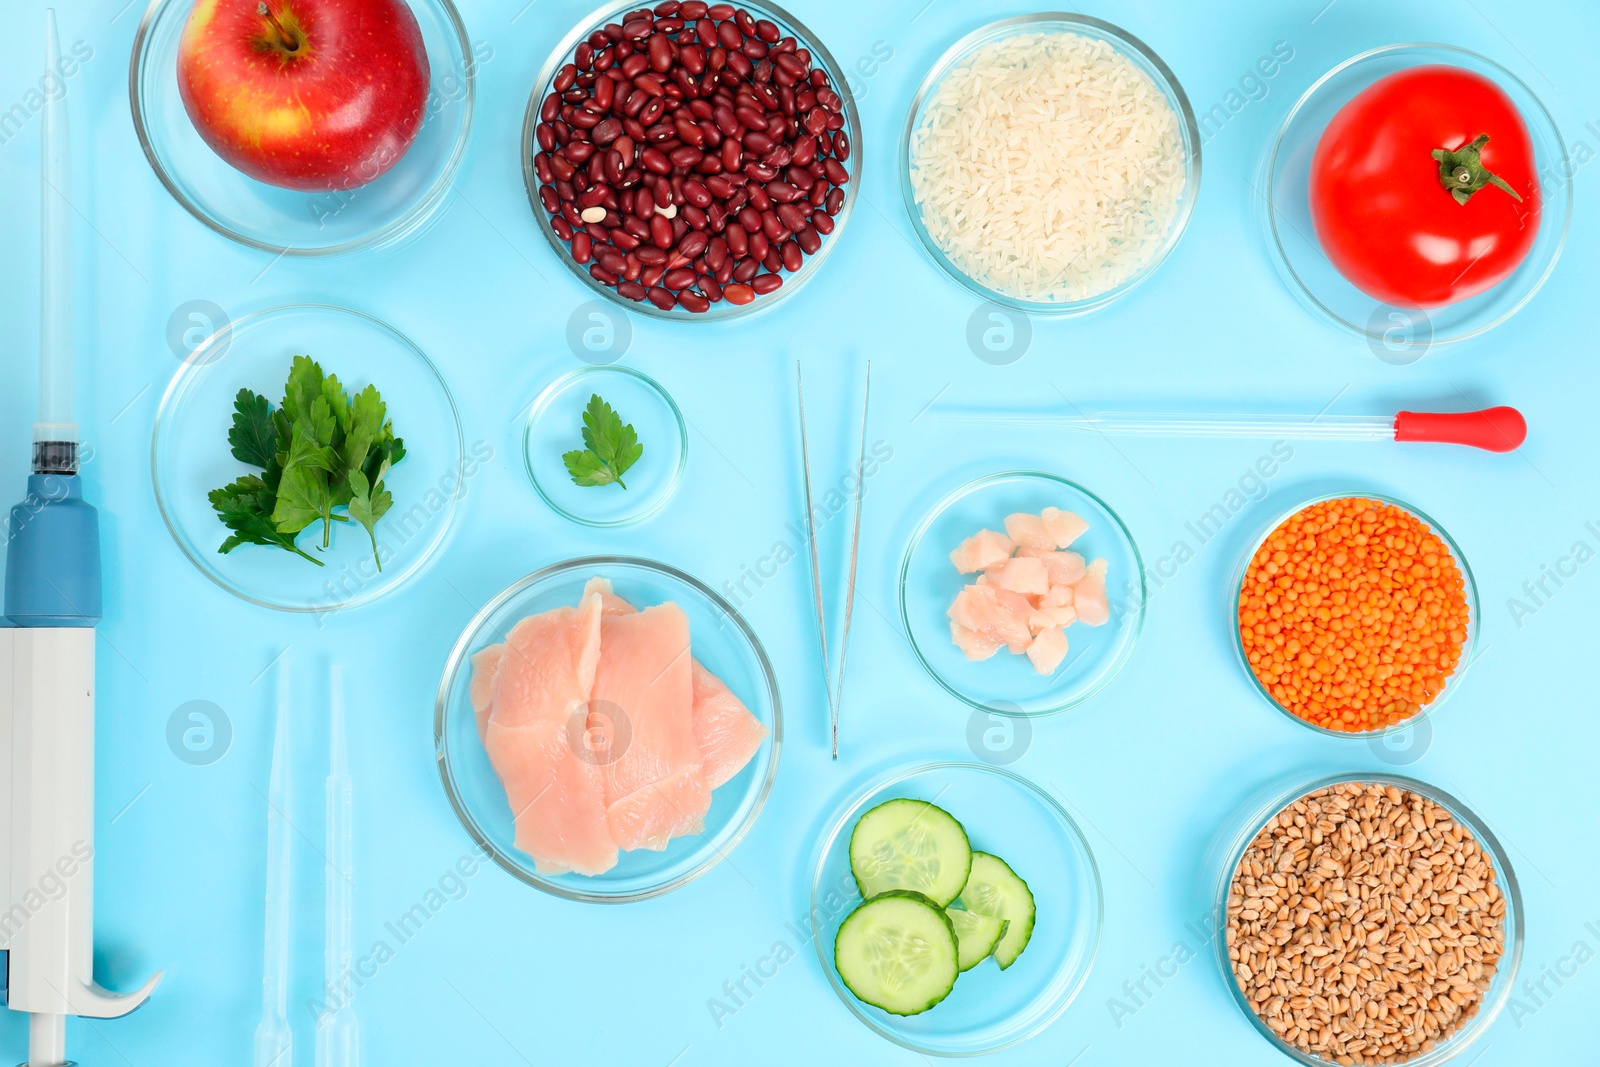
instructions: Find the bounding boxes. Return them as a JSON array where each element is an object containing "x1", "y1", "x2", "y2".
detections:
[{"x1": 2, "y1": 0, "x2": 1598, "y2": 1063}]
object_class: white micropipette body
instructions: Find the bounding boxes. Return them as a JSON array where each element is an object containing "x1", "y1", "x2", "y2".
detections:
[
  {"x1": 37, "y1": 7, "x2": 75, "y2": 468},
  {"x1": 255, "y1": 660, "x2": 294, "y2": 1067},
  {"x1": 318, "y1": 664, "x2": 360, "y2": 1067}
]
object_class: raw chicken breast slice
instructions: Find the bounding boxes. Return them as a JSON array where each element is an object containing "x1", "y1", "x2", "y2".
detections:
[
  {"x1": 607, "y1": 765, "x2": 712, "y2": 851},
  {"x1": 590, "y1": 603, "x2": 709, "y2": 839},
  {"x1": 984, "y1": 556, "x2": 1048, "y2": 597},
  {"x1": 950, "y1": 529, "x2": 1015, "y2": 574},
  {"x1": 1042, "y1": 583, "x2": 1075, "y2": 608},
  {"x1": 1004, "y1": 512, "x2": 1055, "y2": 553},
  {"x1": 470, "y1": 644, "x2": 504, "y2": 741},
  {"x1": 483, "y1": 718, "x2": 618, "y2": 876},
  {"x1": 584, "y1": 576, "x2": 636, "y2": 617},
  {"x1": 1041, "y1": 507, "x2": 1090, "y2": 548},
  {"x1": 691, "y1": 661, "x2": 769, "y2": 789},
  {"x1": 951, "y1": 620, "x2": 1004, "y2": 661},
  {"x1": 490, "y1": 594, "x2": 604, "y2": 729},
  {"x1": 948, "y1": 583, "x2": 1032, "y2": 655},
  {"x1": 1027, "y1": 604, "x2": 1077, "y2": 635},
  {"x1": 1026, "y1": 627, "x2": 1069, "y2": 675},
  {"x1": 1074, "y1": 559, "x2": 1111, "y2": 626}
]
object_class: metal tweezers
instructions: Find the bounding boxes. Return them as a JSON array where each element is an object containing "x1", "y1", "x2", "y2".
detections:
[{"x1": 796, "y1": 360, "x2": 871, "y2": 760}]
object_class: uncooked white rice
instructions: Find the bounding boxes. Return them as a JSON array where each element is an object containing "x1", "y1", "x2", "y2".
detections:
[{"x1": 909, "y1": 30, "x2": 1187, "y2": 303}]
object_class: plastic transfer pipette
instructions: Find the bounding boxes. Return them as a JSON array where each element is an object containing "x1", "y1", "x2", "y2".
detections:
[
  {"x1": 255, "y1": 660, "x2": 294, "y2": 1067},
  {"x1": 937, "y1": 405, "x2": 1527, "y2": 453},
  {"x1": 2, "y1": 12, "x2": 160, "y2": 1067},
  {"x1": 318, "y1": 664, "x2": 359, "y2": 1067}
]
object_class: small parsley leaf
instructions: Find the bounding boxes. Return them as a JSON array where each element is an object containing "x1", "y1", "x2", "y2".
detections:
[{"x1": 565, "y1": 393, "x2": 642, "y2": 490}]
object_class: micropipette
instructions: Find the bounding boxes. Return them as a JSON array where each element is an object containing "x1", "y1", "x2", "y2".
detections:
[
  {"x1": 936, "y1": 405, "x2": 1528, "y2": 453},
  {"x1": 256, "y1": 659, "x2": 294, "y2": 1067},
  {"x1": 1, "y1": 12, "x2": 162, "y2": 1067},
  {"x1": 317, "y1": 663, "x2": 359, "y2": 1067}
]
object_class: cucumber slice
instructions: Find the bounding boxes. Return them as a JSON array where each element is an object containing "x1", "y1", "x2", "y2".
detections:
[
  {"x1": 848, "y1": 798, "x2": 972, "y2": 907},
  {"x1": 959, "y1": 852, "x2": 1035, "y2": 969},
  {"x1": 945, "y1": 908, "x2": 1009, "y2": 972},
  {"x1": 834, "y1": 891, "x2": 959, "y2": 1016}
]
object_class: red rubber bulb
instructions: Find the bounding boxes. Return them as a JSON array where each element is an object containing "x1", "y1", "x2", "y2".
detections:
[{"x1": 1392, "y1": 407, "x2": 1526, "y2": 452}]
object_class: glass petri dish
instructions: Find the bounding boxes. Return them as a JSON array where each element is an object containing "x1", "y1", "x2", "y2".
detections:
[
  {"x1": 1231, "y1": 493, "x2": 1478, "y2": 737},
  {"x1": 810, "y1": 761, "x2": 1101, "y2": 1056},
  {"x1": 523, "y1": 365, "x2": 687, "y2": 527},
  {"x1": 1213, "y1": 771, "x2": 1523, "y2": 1067},
  {"x1": 130, "y1": 0, "x2": 475, "y2": 255},
  {"x1": 901, "y1": 471, "x2": 1145, "y2": 717},
  {"x1": 521, "y1": 0, "x2": 861, "y2": 321},
  {"x1": 152, "y1": 304, "x2": 464, "y2": 613},
  {"x1": 1262, "y1": 44, "x2": 1571, "y2": 350},
  {"x1": 901, "y1": 13, "x2": 1200, "y2": 316},
  {"x1": 435, "y1": 557, "x2": 781, "y2": 903}
]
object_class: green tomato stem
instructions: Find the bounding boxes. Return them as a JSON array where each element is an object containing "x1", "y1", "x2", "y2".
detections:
[{"x1": 1432, "y1": 133, "x2": 1523, "y2": 206}]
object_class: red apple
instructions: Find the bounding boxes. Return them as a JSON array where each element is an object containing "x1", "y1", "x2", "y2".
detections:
[{"x1": 177, "y1": 0, "x2": 430, "y2": 191}]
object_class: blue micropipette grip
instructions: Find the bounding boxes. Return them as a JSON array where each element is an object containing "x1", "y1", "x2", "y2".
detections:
[{"x1": 4, "y1": 473, "x2": 101, "y2": 626}]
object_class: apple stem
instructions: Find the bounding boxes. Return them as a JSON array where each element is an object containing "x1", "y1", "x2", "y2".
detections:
[{"x1": 257, "y1": 1, "x2": 299, "y2": 51}]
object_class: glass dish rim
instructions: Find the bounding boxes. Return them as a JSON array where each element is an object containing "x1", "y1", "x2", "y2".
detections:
[
  {"x1": 808, "y1": 759, "x2": 1104, "y2": 1057},
  {"x1": 522, "y1": 365, "x2": 690, "y2": 528},
  {"x1": 433, "y1": 554, "x2": 784, "y2": 904},
  {"x1": 519, "y1": 0, "x2": 863, "y2": 323},
  {"x1": 899, "y1": 470, "x2": 1147, "y2": 718},
  {"x1": 149, "y1": 302, "x2": 465, "y2": 613},
  {"x1": 1212, "y1": 770, "x2": 1524, "y2": 1067},
  {"x1": 1261, "y1": 41, "x2": 1573, "y2": 346},
  {"x1": 899, "y1": 11, "x2": 1203, "y2": 316},
  {"x1": 1230, "y1": 491, "x2": 1480, "y2": 738},
  {"x1": 128, "y1": 0, "x2": 476, "y2": 257}
]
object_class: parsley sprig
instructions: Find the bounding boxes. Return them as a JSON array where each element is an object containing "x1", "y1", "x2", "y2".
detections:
[
  {"x1": 208, "y1": 356, "x2": 405, "y2": 570},
  {"x1": 562, "y1": 393, "x2": 643, "y2": 490}
]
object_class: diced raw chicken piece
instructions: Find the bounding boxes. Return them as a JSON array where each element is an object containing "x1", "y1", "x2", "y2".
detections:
[
  {"x1": 691, "y1": 661, "x2": 768, "y2": 789},
  {"x1": 469, "y1": 643, "x2": 504, "y2": 741},
  {"x1": 1074, "y1": 559, "x2": 1111, "y2": 626},
  {"x1": 590, "y1": 603, "x2": 709, "y2": 847},
  {"x1": 1004, "y1": 512, "x2": 1055, "y2": 553},
  {"x1": 1027, "y1": 604, "x2": 1077, "y2": 635},
  {"x1": 992, "y1": 585, "x2": 1030, "y2": 617},
  {"x1": 949, "y1": 529, "x2": 1015, "y2": 574},
  {"x1": 606, "y1": 764, "x2": 712, "y2": 851},
  {"x1": 951, "y1": 619, "x2": 1004, "y2": 661},
  {"x1": 1026, "y1": 627, "x2": 1069, "y2": 676},
  {"x1": 483, "y1": 718, "x2": 618, "y2": 876},
  {"x1": 984, "y1": 555, "x2": 1049, "y2": 597},
  {"x1": 1018, "y1": 549, "x2": 1088, "y2": 587},
  {"x1": 1041, "y1": 506, "x2": 1090, "y2": 548},
  {"x1": 948, "y1": 583, "x2": 1032, "y2": 655},
  {"x1": 1042, "y1": 583, "x2": 1075, "y2": 608},
  {"x1": 490, "y1": 595, "x2": 604, "y2": 729}
]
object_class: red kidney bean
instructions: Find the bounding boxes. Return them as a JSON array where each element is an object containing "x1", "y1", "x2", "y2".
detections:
[
  {"x1": 751, "y1": 273, "x2": 783, "y2": 295},
  {"x1": 825, "y1": 187, "x2": 845, "y2": 215},
  {"x1": 664, "y1": 267, "x2": 698, "y2": 290},
  {"x1": 552, "y1": 216, "x2": 575, "y2": 241},
  {"x1": 650, "y1": 213, "x2": 675, "y2": 249},
  {"x1": 723, "y1": 282, "x2": 755, "y2": 304},
  {"x1": 698, "y1": 275, "x2": 724, "y2": 301},
  {"x1": 680, "y1": 0, "x2": 707, "y2": 16},
  {"x1": 811, "y1": 210, "x2": 834, "y2": 236},
  {"x1": 748, "y1": 230, "x2": 770, "y2": 262},
  {"x1": 648, "y1": 35, "x2": 673, "y2": 72},
  {"x1": 678, "y1": 291, "x2": 710, "y2": 313},
  {"x1": 641, "y1": 263, "x2": 666, "y2": 287},
  {"x1": 780, "y1": 240, "x2": 803, "y2": 272},
  {"x1": 668, "y1": 145, "x2": 703, "y2": 169},
  {"x1": 590, "y1": 264, "x2": 619, "y2": 286},
  {"x1": 776, "y1": 202, "x2": 808, "y2": 233},
  {"x1": 731, "y1": 258, "x2": 759, "y2": 283},
  {"x1": 637, "y1": 246, "x2": 668, "y2": 266},
  {"x1": 679, "y1": 230, "x2": 709, "y2": 259},
  {"x1": 796, "y1": 225, "x2": 820, "y2": 254},
  {"x1": 726, "y1": 51, "x2": 754, "y2": 80},
  {"x1": 643, "y1": 286, "x2": 674, "y2": 310},
  {"x1": 595, "y1": 248, "x2": 626, "y2": 275}
]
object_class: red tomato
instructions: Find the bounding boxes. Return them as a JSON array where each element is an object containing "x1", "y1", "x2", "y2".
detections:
[{"x1": 1309, "y1": 66, "x2": 1540, "y2": 309}]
